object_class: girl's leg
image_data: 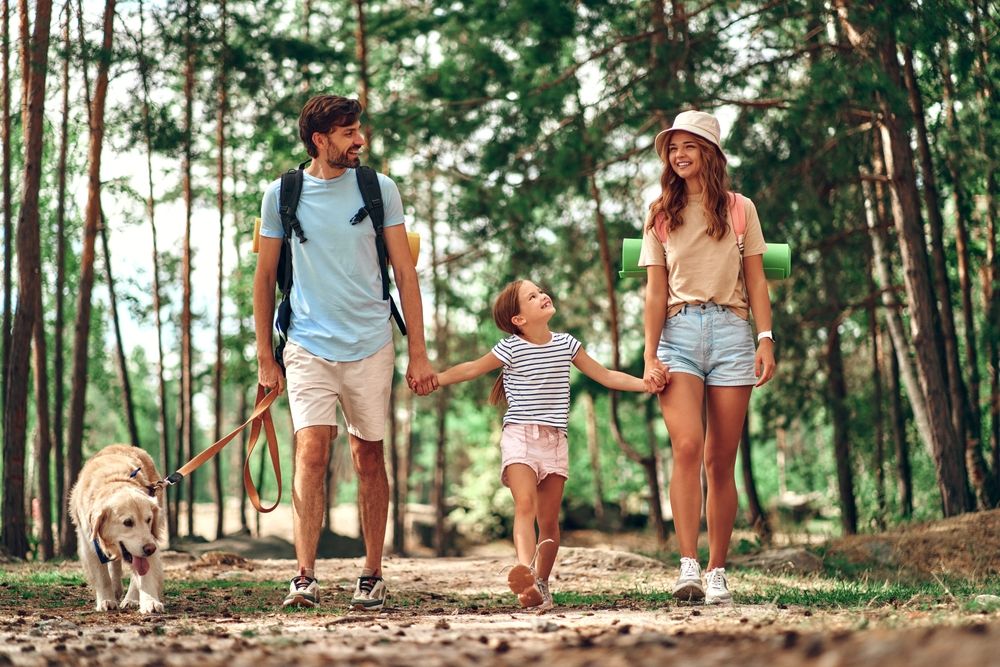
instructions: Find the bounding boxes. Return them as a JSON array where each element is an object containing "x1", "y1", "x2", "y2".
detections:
[
  {"x1": 505, "y1": 464, "x2": 540, "y2": 566},
  {"x1": 658, "y1": 374, "x2": 707, "y2": 558},
  {"x1": 533, "y1": 474, "x2": 566, "y2": 581},
  {"x1": 704, "y1": 385, "x2": 752, "y2": 570}
]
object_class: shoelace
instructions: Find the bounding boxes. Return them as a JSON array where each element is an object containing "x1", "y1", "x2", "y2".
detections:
[
  {"x1": 706, "y1": 568, "x2": 727, "y2": 588},
  {"x1": 496, "y1": 538, "x2": 555, "y2": 575},
  {"x1": 680, "y1": 557, "x2": 700, "y2": 579},
  {"x1": 291, "y1": 575, "x2": 314, "y2": 590},
  {"x1": 358, "y1": 575, "x2": 381, "y2": 594}
]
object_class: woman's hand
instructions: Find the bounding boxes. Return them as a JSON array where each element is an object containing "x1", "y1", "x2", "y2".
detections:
[
  {"x1": 754, "y1": 340, "x2": 775, "y2": 387},
  {"x1": 644, "y1": 357, "x2": 670, "y2": 394}
]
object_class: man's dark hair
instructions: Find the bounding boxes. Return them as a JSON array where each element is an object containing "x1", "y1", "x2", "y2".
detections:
[{"x1": 298, "y1": 95, "x2": 363, "y2": 157}]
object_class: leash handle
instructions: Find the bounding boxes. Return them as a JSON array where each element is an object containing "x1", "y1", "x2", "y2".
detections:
[{"x1": 155, "y1": 385, "x2": 282, "y2": 513}]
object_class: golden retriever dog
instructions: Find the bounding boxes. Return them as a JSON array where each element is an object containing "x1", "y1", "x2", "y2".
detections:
[{"x1": 69, "y1": 444, "x2": 167, "y2": 613}]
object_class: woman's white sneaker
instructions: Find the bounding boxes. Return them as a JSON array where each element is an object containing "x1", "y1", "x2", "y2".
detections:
[
  {"x1": 704, "y1": 567, "x2": 732, "y2": 605},
  {"x1": 672, "y1": 557, "x2": 705, "y2": 601}
]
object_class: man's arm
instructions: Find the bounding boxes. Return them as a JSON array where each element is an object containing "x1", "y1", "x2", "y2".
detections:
[
  {"x1": 253, "y1": 235, "x2": 285, "y2": 393},
  {"x1": 383, "y1": 224, "x2": 436, "y2": 395}
]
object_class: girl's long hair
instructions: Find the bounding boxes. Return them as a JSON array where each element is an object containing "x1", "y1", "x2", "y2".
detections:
[
  {"x1": 647, "y1": 133, "x2": 731, "y2": 241},
  {"x1": 489, "y1": 280, "x2": 523, "y2": 406}
]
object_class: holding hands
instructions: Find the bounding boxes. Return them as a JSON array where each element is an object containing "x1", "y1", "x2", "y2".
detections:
[{"x1": 644, "y1": 357, "x2": 670, "y2": 394}]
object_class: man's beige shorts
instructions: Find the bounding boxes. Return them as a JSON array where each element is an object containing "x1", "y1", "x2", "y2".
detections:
[{"x1": 283, "y1": 340, "x2": 394, "y2": 441}]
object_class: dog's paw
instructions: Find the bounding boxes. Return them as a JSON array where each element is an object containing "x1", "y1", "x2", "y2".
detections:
[
  {"x1": 119, "y1": 598, "x2": 140, "y2": 610},
  {"x1": 139, "y1": 599, "x2": 164, "y2": 614},
  {"x1": 95, "y1": 599, "x2": 117, "y2": 612}
]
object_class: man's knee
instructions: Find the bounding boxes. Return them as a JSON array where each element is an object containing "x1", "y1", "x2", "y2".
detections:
[
  {"x1": 352, "y1": 439, "x2": 385, "y2": 477},
  {"x1": 295, "y1": 428, "x2": 332, "y2": 471}
]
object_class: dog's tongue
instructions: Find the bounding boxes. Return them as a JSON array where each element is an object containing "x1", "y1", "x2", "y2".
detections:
[{"x1": 132, "y1": 556, "x2": 150, "y2": 576}]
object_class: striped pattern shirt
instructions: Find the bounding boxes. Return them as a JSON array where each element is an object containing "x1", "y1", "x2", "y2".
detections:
[{"x1": 491, "y1": 332, "x2": 582, "y2": 430}]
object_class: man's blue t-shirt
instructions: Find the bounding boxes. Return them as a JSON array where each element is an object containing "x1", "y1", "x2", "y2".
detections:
[{"x1": 260, "y1": 168, "x2": 405, "y2": 362}]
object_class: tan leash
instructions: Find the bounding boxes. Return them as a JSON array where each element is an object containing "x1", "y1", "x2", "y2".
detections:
[{"x1": 155, "y1": 384, "x2": 283, "y2": 513}]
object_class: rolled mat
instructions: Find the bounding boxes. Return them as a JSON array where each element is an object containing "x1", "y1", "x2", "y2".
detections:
[{"x1": 619, "y1": 239, "x2": 791, "y2": 280}]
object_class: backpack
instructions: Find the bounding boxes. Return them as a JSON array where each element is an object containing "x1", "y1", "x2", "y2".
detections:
[{"x1": 273, "y1": 163, "x2": 407, "y2": 372}]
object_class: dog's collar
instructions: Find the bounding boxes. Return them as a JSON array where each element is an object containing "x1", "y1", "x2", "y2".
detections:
[
  {"x1": 92, "y1": 538, "x2": 115, "y2": 564},
  {"x1": 128, "y1": 466, "x2": 157, "y2": 497},
  {"x1": 129, "y1": 467, "x2": 141, "y2": 479}
]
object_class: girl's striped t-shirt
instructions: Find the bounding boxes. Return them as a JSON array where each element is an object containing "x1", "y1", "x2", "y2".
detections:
[{"x1": 491, "y1": 332, "x2": 582, "y2": 430}]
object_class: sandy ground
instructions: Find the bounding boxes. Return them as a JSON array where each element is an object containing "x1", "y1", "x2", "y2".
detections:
[{"x1": 1, "y1": 541, "x2": 998, "y2": 667}]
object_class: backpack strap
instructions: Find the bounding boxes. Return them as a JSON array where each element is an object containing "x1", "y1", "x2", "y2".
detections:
[
  {"x1": 729, "y1": 192, "x2": 746, "y2": 255},
  {"x1": 276, "y1": 162, "x2": 308, "y2": 295},
  {"x1": 356, "y1": 166, "x2": 407, "y2": 336}
]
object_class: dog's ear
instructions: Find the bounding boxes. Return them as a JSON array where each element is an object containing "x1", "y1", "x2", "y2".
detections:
[{"x1": 89, "y1": 505, "x2": 111, "y2": 550}]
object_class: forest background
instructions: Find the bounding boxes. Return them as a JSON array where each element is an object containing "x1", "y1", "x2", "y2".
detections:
[{"x1": 1, "y1": 0, "x2": 998, "y2": 562}]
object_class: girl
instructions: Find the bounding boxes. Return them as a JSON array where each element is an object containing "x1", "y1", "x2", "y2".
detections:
[
  {"x1": 639, "y1": 110, "x2": 776, "y2": 605},
  {"x1": 435, "y1": 279, "x2": 667, "y2": 611}
]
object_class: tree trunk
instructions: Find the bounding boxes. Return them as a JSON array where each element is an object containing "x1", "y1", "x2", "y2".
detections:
[
  {"x1": 838, "y1": 0, "x2": 969, "y2": 517},
  {"x1": 388, "y1": 373, "x2": 405, "y2": 554},
  {"x1": 181, "y1": 0, "x2": 196, "y2": 536},
  {"x1": 581, "y1": 392, "x2": 605, "y2": 522},
  {"x1": 137, "y1": 0, "x2": 172, "y2": 540},
  {"x1": 212, "y1": 0, "x2": 228, "y2": 541},
  {"x1": 32, "y1": 285, "x2": 54, "y2": 560},
  {"x1": 3, "y1": 0, "x2": 52, "y2": 560},
  {"x1": 429, "y1": 178, "x2": 448, "y2": 557},
  {"x1": 866, "y1": 265, "x2": 886, "y2": 530},
  {"x1": 823, "y1": 267, "x2": 857, "y2": 535},
  {"x1": 2, "y1": 0, "x2": 12, "y2": 426},
  {"x1": 52, "y1": 0, "x2": 71, "y2": 541},
  {"x1": 739, "y1": 415, "x2": 771, "y2": 544},
  {"x1": 940, "y1": 40, "x2": 989, "y2": 502},
  {"x1": 884, "y1": 326, "x2": 912, "y2": 518},
  {"x1": 99, "y1": 215, "x2": 141, "y2": 448},
  {"x1": 585, "y1": 159, "x2": 666, "y2": 543}
]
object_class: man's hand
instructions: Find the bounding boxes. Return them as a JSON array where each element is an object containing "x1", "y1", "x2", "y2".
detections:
[
  {"x1": 258, "y1": 356, "x2": 286, "y2": 394},
  {"x1": 406, "y1": 354, "x2": 437, "y2": 396}
]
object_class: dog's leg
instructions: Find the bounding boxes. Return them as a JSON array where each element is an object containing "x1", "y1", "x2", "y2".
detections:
[
  {"x1": 137, "y1": 553, "x2": 164, "y2": 614},
  {"x1": 120, "y1": 567, "x2": 140, "y2": 610},
  {"x1": 77, "y1": 527, "x2": 116, "y2": 612},
  {"x1": 109, "y1": 559, "x2": 124, "y2": 603}
]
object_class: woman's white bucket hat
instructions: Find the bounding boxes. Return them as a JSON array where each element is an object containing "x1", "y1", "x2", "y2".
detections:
[{"x1": 654, "y1": 110, "x2": 725, "y2": 162}]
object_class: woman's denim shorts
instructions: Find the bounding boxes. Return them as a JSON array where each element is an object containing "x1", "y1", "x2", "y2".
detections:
[{"x1": 656, "y1": 302, "x2": 757, "y2": 386}]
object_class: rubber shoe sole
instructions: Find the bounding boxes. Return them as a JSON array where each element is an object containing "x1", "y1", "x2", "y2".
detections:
[
  {"x1": 507, "y1": 564, "x2": 543, "y2": 608},
  {"x1": 672, "y1": 581, "x2": 705, "y2": 602},
  {"x1": 282, "y1": 592, "x2": 318, "y2": 608}
]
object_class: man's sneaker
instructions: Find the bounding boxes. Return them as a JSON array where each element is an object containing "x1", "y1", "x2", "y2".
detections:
[
  {"x1": 507, "y1": 564, "x2": 543, "y2": 608},
  {"x1": 351, "y1": 575, "x2": 388, "y2": 611},
  {"x1": 705, "y1": 567, "x2": 732, "y2": 605},
  {"x1": 672, "y1": 556, "x2": 705, "y2": 601},
  {"x1": 282, "y1": 572, "x2": 319, "y2": 608},
  {"x1": 535, "y1": 579, "x2": 554, "y2": 612}
]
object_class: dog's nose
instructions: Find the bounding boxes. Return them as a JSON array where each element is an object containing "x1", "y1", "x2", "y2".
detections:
[{"x1": 142, "y1": 543, "x2": 157, "y2": 557}]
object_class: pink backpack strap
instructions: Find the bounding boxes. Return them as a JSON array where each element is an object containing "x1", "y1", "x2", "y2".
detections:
[
  {"x1": 652, "y1": 212, "x2": 668, "y2": 244},
  {"x1": 729, "y1": 192, "x2": 746, "y2": 254}
]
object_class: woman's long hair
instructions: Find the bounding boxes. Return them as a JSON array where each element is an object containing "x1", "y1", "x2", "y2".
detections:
[
  {"x1": 647, "y1": 133, "x2": 731, "y2": 241},
  {"x1": 489, "y1": 280, "x2": 523, "y2": 406}
]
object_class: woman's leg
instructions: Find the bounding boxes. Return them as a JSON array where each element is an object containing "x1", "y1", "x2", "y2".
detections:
[
  {"x1": 534, "y1": 474, "x2": 566, "y2": 581},
  {"x1": 505, "y1": 464, "x2": 540, "y2": 566},
  {"x1": 704, "y1": 385, "x2": 752, "y2": 570},
  {"x1": 658, "y1": 374, "x2": 707, "y2": 558}
]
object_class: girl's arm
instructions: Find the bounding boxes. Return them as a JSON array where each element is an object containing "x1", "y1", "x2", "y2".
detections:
[
  {"x1": 644, "y1": 265, "x2": 670, "y2": 388},
  {"x1": 572, "y1": 348, "x2": 667, "y2": 393},
  {"x1": 436, "y1": 352, "x2": 503, "y2": 387},
  {"x1": 743, "y1": 254, "x2": 775, "y2": 387}
]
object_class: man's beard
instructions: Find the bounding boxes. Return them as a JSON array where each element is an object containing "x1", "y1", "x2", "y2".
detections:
[{"x1": 326, "y1": 148, "x2": 361, "y2": 169}]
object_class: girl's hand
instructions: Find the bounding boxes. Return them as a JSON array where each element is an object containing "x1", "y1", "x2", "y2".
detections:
[
  {"x1": 755, "y1": 340, "x2": 776, "y2": 387},
  {"x1": 644, "y1": 358, "x2": 670, "y2": 394}
]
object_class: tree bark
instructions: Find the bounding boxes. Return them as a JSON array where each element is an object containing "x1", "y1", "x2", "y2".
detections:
[
  {"x1": 866, "y1": 264, "x2": 886, "y2": 530},
  {"x1": 32, "y1": 285, "x2": 53, "y2": 560},
  {"x1": 739, "y1": 415, "x2": 771, "y2": 544},
  {"x1": 823, "y1": 265, "x2": 857, "y2": 535},
  {"x1": 137, "y1": 0, "x2": 172, "y2": 540},
  {"x1": 429, "y1": 178, "x2": 448, "y2": 557},
  {"x1": 388, "y1": 372, "x2": 405, "y2": 554},
  {"x1": 884, "y1": 326, "x2": 912, "y2": 518},
  {"x1": 3, "y1": 0, "x2": 52, "y2": 560},
  {"x1": 2, "y1": 0, "x2": 12, "y2": 425},
  {"x1": 212, "y1": 0, "x2": 228, "y2": 541},
  {"x1": 99, "y1": 214, "x2": 141, "y2": 448},
  {"x1": 51, "y1": 0, "x2": 71, "y2": 542},
  {"x1": 181, "y1": 0, "x2": 196, "y2": 536},
  {"x1": 582, "y1": 392, "x2": 605, "y2": 522}
]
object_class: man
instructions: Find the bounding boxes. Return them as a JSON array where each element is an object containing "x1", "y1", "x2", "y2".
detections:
[{"x1": 254, "y1": 94, "x2": 436, "y2": 610}]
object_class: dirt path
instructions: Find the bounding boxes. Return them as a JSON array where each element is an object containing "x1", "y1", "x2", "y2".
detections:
[{"x1": 1, "y1": 546, "x2": 997, "y2": 666}]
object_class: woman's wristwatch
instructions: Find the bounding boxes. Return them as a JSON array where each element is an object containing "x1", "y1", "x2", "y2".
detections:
[{"x1": 757, "y1": 330, "x2": 774, "y2": 343}]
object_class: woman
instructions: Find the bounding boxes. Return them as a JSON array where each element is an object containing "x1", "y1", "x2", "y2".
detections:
[{"x1": 639, "y1": 110, "x2": 776, "y2": 604}]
